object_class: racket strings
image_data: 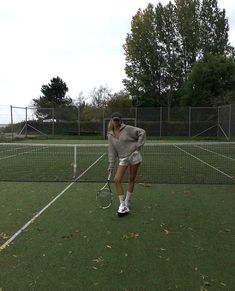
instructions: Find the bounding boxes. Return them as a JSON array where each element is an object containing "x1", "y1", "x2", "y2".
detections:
[{"x1": 97, "y1": 186, "x2": 113, "y2": 209}]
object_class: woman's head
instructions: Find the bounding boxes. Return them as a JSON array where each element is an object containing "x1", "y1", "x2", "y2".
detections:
[
  {"x1": 111, "y1": 112, "x2": 122, "y2": 124},
  {"x1": 111, "y1": 112, "x2": 122, "y2": 119},
  {"x1": 108, "y1": 112, "x2": 122, "y2": 132}
]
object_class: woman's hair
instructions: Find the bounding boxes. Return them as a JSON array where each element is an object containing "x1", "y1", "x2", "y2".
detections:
[
  {"x1": 107, "y1": 119, "x2": 123, "y2": 133},
  {"x1": 107, "y1": 120, "x2": 114, "y2": 133}
]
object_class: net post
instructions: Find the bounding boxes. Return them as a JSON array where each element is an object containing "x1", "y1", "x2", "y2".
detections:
[{"x1": 73, "y1": 145, "x2": 77, "y2": 179}]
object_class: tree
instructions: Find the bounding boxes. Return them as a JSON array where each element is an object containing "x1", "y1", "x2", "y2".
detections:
[
  {"x1": 160, "y1": 2, "x2": 186, "y2": 106},
  {"x1": 180, "y1": 54, "x2": 235, "y2": 106},
  {"x1": 32, "y1": 76, "x2": 73, "y2": 120},
  {"x1": 175, "y1": 0, "x2": 200, "y2": 76},
  {"x1": 74, "y1": 91, "x2": 87, "y2": 108},
  {"x1": 107, "y1": 90, "x2": 132, "y2": 109},
  {"x1": 89, "y1": 85, "x2": 112, "y2": 108},
  {"x1": 123, "y1": 0, "x2": 234, "y2": 107},
  {"x1": 199, "y1": 0, "x2": 231, "y2": 56},
  {"x1": 123, "y1": 4, "x2": 162, "y2": 107}
]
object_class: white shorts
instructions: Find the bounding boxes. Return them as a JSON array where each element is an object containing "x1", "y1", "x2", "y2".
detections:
[{"x1": 119, "y1": 150, "x2": 142, "y2": 166}]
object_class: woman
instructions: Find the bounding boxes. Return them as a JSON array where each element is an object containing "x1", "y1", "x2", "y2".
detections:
[{"x1": 107, "y1": 112, "x2": 146, "y2": 217}]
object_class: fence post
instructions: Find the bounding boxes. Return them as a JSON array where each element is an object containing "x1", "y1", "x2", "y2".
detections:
[
  {"x1": 102, "y1": 107, "x2": 105, "y2": 139},
  {"x1": 135, "y1": 107, "x2": 137, "y2": 127},
  {"x1": 160, "y1": 107, "x2": 162, "y2": 137},
  {"x1": 217, "y1": 106, "x2": 220, "y2": 137},
  {"x1": 25, "y1": 107, "x2": 28, "y2": 138},
  {"x1": 229, "y1": 104, "x2": 232, "y2": 141},
  {"x1": 10, "y1": 105, "x2": 13, "y2": 141},
  {"x1": 77, "y1": 106, "x2": 80, "y2": 136},
  {"x1": 52, "y1": 108, "x2": 55, "y2": 136},
  {"x1": 188, "y1": 106, "x2": 191, "y2": 137}
]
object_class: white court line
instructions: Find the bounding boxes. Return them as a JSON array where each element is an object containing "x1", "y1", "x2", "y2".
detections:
[
  {"x1": 174, "y1": 145, "x2": 233, "y2": 179},
  {"x1": 0, "y1": 153, "x2": 105, "y2": 252},
  {"x1": 194, "y1": 145, "x2": 235, "y2": 162}
]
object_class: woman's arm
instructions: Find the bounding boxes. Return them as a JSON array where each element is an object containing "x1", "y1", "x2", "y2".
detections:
[
  {"x1": 135, "y1": 127, "x2": 146, "y2": 150},
  {"x1": 108, "y1": 135, "x2": 117, "y2": 171}
]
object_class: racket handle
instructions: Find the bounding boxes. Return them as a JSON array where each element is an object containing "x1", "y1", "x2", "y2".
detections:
[{"x1": 107, "y1": 172, "x2": 112, "y2": 181}]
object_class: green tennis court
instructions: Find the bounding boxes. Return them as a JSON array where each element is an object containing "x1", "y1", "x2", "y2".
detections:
[{"x1": 0, "y1": 141, "x2": 235, "y2": 290}]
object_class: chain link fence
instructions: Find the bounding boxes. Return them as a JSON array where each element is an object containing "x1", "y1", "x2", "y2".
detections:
[{"x1": 0, "y1": 104, "x2": 234, "y2": 140}]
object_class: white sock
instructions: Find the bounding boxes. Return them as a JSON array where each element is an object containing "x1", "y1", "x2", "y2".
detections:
[
  {"x1": 119, "y1": 195, "x2": 125, "y2": 206},
  {"x1": 125, "y1": 191, "x2": 132, "y2": 203}
]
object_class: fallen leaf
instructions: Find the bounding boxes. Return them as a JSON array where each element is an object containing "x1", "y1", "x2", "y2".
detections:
[
  {"x1": 0, "y1": 233, "x2": 8, "y2": 239},
  {"x1": 220, "y1": 282, "x2": 226, "y2": 286},
  {"x1": 92, "y1": 256, "x2": 104, "y2": 263},
  {"x1": 122, "y1": 232, "x2": 140, "y2": 239},
  {"x1": 225, "y1": 229, "x2": 231, "y2": 232},
  {"x1": 163, "y1": 229, "x2": 169, "y2": 235},
  {"x1": 61, "y1": 234, "x2": 73, "y2": 239},
  {"x1": 129, "y1": 232, "x2": 140, "y2": 239},
  {"x1": 204, "y1": 281, "x2": 210, "y2": 286}
]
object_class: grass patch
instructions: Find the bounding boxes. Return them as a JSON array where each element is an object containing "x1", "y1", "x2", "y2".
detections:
[{"x1": 0, "y1": 182, "x2": 234, "y2": 290}]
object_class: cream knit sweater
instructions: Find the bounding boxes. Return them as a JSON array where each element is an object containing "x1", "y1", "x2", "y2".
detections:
[{"x1": 107, "y1": 124, "x2": 146, "y2": 169}]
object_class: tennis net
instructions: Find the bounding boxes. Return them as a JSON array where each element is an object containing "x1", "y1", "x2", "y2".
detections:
[{"x1": 0, "y1": 142, "x2": 234, "y2": 184}]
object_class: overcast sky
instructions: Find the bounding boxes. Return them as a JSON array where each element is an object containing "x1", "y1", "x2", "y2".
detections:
[{"x1": 0, "y1": 0, "x2": 235, "y2": 109}]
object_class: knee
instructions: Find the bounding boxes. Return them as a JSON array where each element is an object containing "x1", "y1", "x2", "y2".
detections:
[{"x1": 114, "y1": 176, "x2": 122, "y2": 185}]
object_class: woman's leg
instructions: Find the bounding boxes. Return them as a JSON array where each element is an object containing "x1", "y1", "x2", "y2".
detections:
[
  {"x1": 128, "y1": 163, "x2": 140, "y2": 193},
  {"x1": 114, "y1": 165, "x2": 128, "y2": 196},
  {"x1": 125, "y1": 163, "x2": 140, "y2": 206},
  {"x1": 114, "y1": 165, "x2": 130, "y2": 216}
]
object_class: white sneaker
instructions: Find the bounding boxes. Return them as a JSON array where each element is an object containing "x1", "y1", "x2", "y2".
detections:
[
  {"x1": 117, "y1": 203, "x2": 130, "y2": 217},
  {"x1": 125, "y1": 200, "x2": 131, "y2": 209}
]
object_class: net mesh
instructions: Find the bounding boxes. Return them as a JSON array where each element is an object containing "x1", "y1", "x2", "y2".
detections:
[{"x1": 0, "y1": 142, "x2": 234, "y2": 184}]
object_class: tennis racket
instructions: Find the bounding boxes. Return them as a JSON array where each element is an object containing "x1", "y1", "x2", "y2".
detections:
[{"x1": 96, "y1": 172, "x2": 113, "y2": 209}]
